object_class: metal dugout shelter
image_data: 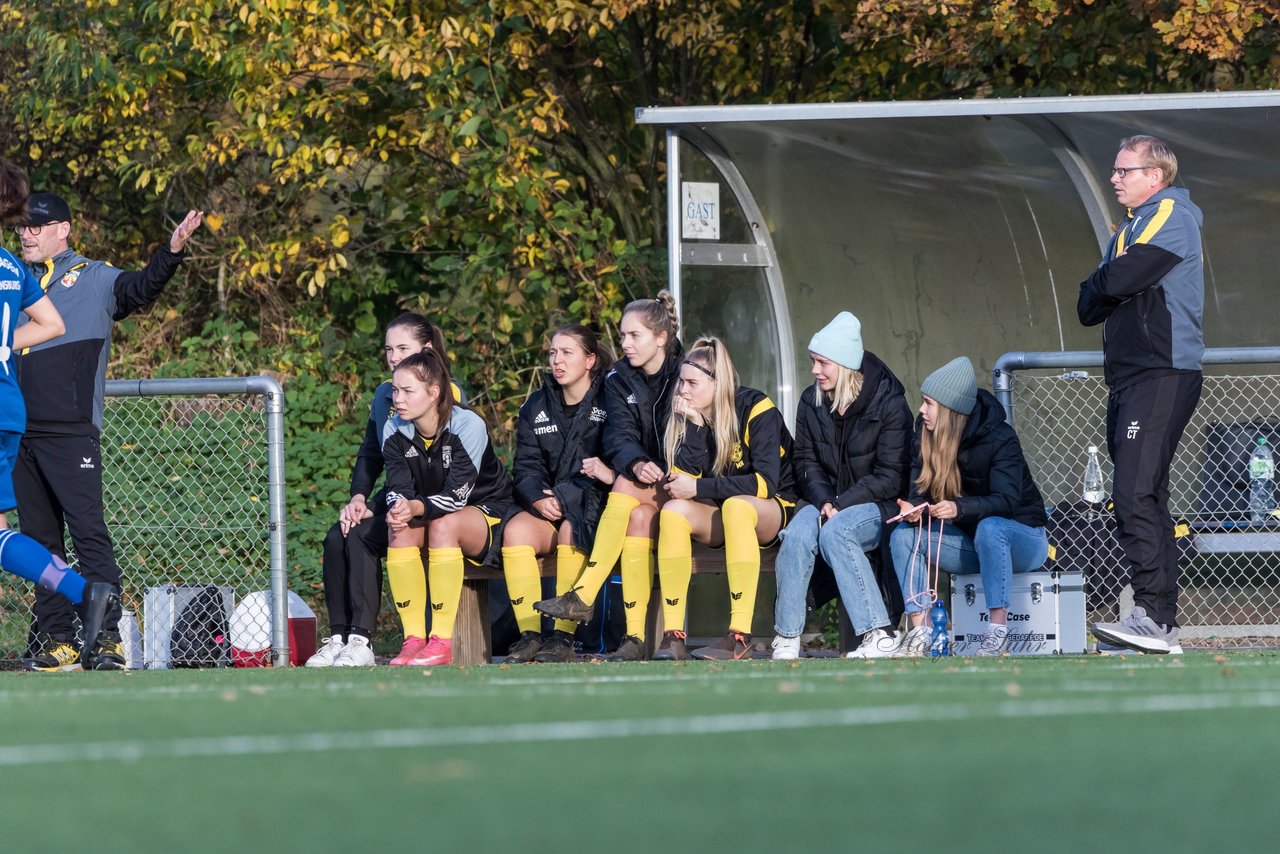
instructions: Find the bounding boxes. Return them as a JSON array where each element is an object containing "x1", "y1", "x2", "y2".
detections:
[{"x1": 636, "y1": 91, "x2": 1280, "y2": 420}]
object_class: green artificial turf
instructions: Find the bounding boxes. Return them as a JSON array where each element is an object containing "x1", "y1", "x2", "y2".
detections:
[{"x1": 2, "y1": 653, "x2": 1277, "y2": 852}]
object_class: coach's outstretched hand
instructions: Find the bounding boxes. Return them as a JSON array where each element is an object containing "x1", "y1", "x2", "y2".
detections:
[{"x1": 169, "y1": 210, "x2": 204, "y2": 253}]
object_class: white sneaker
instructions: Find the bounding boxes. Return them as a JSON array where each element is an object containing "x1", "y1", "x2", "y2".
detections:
[
  {"x1": 898, "y1": 625, "x2": 932, "y2": 658},
  {"x1": 975, "y1": 625, "x2": 1009, "y2": 657},
  {"x1": 333, "y1": 634, "x2": 376, "y2": 667},
  {"x1": 846, "y1": 628, "x2": 902, "y2": 659},
  {"x1": 305, "y1": 634, "x2": 346, "y2": 667},
  {"x1": 771, "y1": 635, "x2": 801, "y2": 660}
]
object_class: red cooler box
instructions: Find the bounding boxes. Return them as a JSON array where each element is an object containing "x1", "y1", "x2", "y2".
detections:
[{"x1": 229, "y1": 590, "x2": 317, "y2": 666}]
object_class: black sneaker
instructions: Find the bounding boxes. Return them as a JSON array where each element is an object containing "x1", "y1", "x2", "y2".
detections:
[
  {"x1": 85, "y1": 631, "x2": 128, "y2": 671},
  {"x1": 532, "y1": 631, "x2": 576, "y2": 663},
  {"x1": 692, "y1": 630, "x2": 754, "y2": 661},
  {"x1": 503, "y1": 631, "x2": 543, "y2": 664},
  {"x1": 533, "y1": 590, "x2": 595, "y2": 624},
  {"x1": 652, "y1": 630, "x2": 690, "y2": 661},
  {"x1": 23, "y1": 632, "x2": 82, "y2": 672},
  {"x1": 606, "y1": 635, "x2": 648, "y2": 662},
  {"x1": 80, "y1": 582, "x2": 120, "y2": 669}
]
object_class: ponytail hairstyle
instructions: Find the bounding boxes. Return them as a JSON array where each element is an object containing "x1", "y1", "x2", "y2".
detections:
[
  {"x1": 393, "y1": 349, "x2": 454, "y2": 435},
  {"x1": 622, "y1": 289, "x2": 680, "y2": 356},
  {"x1": 664, "y1": 336, "x2": 741, "y2": 476},
  {"x1": 915, "y1": 404, "x2": 969, "y2": 501},
  {"x1": 553, "y1": 323, "x2": 614, "y2": 379},
  {"x1": 387, "y1": 312, "x2": 447, "y2": 360},
  {"x1": 0, "y1": 159, "x2": 29, "y2": 226},
  {"x1": 822, "y1": 365, "x2": 865, "y2": 415}
]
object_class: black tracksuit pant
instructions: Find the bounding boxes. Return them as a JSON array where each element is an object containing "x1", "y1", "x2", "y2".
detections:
[
  {"x1": 320, "y1": 512, "x2": 388, "y2": 639},
  {"x1": 1106, "y1": 371, "x2": 1202, "y2": 628},
  {"x1": 14, "y1": 434, "x2": 122, "y2": 641}
]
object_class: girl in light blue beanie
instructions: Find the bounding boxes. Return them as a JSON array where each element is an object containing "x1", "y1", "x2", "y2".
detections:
[{"x1": 771, "y1": 313, "x2": 915, "y2": 661}]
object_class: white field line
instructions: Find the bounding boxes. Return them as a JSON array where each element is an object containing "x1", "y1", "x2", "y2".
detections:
[
  {"x1": 1, "y1": 690, "x2": 1279, "y2": 768},
  {"x1": 0, "y1": 656, "x2": 1273, "y2": 705}
]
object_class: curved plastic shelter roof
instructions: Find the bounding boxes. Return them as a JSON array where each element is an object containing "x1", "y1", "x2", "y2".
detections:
[{"x1": 636, "y1": 90, "x2": 1280, "y2": 421}]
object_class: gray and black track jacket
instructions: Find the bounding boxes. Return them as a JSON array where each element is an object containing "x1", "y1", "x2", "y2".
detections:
[
  {"x1": 17, "y1": 246, "x2": 183, "y2": 436},
  {"x1": 349, "y1": 378, "x2": 466, "y2": 513},
  {"x1": 381, "y1": 407, "x2": 512, "y2": 523},
  {"x1": 1077, "y1": 187, "x2": 1205, "y2": 389}
]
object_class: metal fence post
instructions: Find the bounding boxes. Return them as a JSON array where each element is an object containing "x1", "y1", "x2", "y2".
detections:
[{"x1": 252, "y1": 378, "x2": 290, "y2": 666}]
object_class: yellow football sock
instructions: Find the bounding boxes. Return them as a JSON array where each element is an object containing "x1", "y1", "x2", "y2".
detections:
[
  {"x1": 427, "y1": 547, "x2": 466, "y2": 640},
  {"x1": 386, "y1": 546, "x2": 428, "y2": 638},
  {"x1": 621, "y1": 536, "x2": 654, "y2": 640},
  {"x1": 555, "y1": 544, "x2": 587, "y2": 635},
  {"x1": 657, "y1": 510, "x2": 693, "y2": 632},
  {"x1": 501, "y1": 545, "x2": 542, "y2": 634},
  {"x1": 722, "y1": 498, "x2": 762, "y2": 633},
  {"x1": 571, "y1": 492, "x2": 639, "y2": 606}
]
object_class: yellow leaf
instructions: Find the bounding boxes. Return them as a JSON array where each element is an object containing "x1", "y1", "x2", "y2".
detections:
[
  {"x1": 313, "y1": 268, "x2": 326, "y2": 288},
  {"x1": 204, "y1": 213, "x2": 224, "y2": 232}
]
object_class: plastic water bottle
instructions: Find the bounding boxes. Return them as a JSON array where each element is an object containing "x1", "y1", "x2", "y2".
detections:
[
  {"x1": 928, "y1": 598, "x2": 950, "y2": 657},
  {"x1": 1248, "y1": 437, "x2": 1275, "y2": 524},
  {"x1": 1083, "y1": 445, "x2": 1105, "y2": 505}
]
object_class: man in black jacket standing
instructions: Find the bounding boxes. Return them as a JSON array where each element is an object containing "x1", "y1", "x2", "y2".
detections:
[
  {"x1": 15, "y1": 192, "x2": 202, "y2": 670},
  {"x1": 1078, "y1": 135, "x2": 1204, "y2": 655}
]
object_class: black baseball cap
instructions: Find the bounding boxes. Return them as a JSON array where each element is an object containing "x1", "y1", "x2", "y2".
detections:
[{"x1": 25, "y1": 192, "x2": 71, "y2": 226}]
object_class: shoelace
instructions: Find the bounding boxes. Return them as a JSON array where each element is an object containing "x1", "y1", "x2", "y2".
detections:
[{"x1": 980, "y1": 632, "x2": 1005, "y2": 653}]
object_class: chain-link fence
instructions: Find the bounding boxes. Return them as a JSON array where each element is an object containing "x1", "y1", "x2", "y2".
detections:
[
  {"x1": 998, "y1": 349, "x2": 1280, "y2": 649},
  {"x1": 0, "y1": 377, "x2": 288, "y2": 668}
]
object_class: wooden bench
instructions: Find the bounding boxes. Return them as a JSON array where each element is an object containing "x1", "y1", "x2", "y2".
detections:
[{"x1": 452, "y1": 546, "x2": 858, "y2": 664}]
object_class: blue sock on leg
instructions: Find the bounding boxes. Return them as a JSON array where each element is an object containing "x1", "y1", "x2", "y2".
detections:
[{"x1": 0, "y1": 530, "x2": 87, "y2": 605}]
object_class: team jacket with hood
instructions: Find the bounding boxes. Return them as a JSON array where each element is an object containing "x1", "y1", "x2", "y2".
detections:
[
  {"x1": 511, "y1": 373, "x2": 610, "y2": 550},
  {"x1": 349, "y1": 378, "x2": 465, "y2": 513},
  {"x1": 792, "y1": 351, "x2": 913, "y2": 523},
  {"x1": 670, "y1": 386, "x2": 796, "y2": 503},
  {"x1": 17, "y1": 246, "x2": 183, "y2": 436},
  {"x1": 1077, "y1": 186, "x2": 1205, "y2": 389},
  {"x1": 381, "y1": 405, "x2": 511, "y2": 524},
  {"x1": 602, "y1": 342, "x2": 683, "y2": 480},
  {"x1": 905, "y1": 389, "x2": 1048, "y2": 539}
]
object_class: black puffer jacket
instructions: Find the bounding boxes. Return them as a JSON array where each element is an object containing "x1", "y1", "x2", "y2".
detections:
[
  {"x1": 601, "y1": 343, "x2": 683, "y2": 480},
  {"x1": 792, "y1": 351, "x2": 913, "y2": 522},
  {"x1": 906, "y1": 389, "x2": 1048, "y2": 538},
  {"x1": 511, "y1": 374, "x2": 611, "y2": 551}
]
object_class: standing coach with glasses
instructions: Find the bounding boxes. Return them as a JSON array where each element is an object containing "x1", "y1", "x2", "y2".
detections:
[
  {"x1": 14, "y1": 192, "x2": 202, "y2": 671},
  {"x1": 1077, "y1": 135, "x2": 1204, "y2": 656}
]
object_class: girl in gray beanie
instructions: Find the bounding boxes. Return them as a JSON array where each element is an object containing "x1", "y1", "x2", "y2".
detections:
[{"x1": 887, "y1": 357, "x2": 1049, "y2": 657}]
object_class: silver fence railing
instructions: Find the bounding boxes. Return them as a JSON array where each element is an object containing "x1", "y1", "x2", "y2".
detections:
[
  {"x1": 0, "y1": 377, "x2": 290, "y2": 668},
  {"x1": 995, "y1": 348, "x2": 1280, "y2": 649}
]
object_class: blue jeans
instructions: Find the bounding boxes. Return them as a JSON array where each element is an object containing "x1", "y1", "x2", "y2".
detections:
[
  {"x1": 774, "y1": 503, "x2": 889, "y2": 636},
  {"x1": 889, "y1": 517, "x2": 1049, "y2": 614}
]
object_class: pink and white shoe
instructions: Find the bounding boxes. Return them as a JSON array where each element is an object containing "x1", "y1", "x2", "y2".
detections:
[
  {"x1": 389, "y1": 635, "x2": 427, "y2": 666},
  {"x1": 407, "y1": 635, "x2": 453, "y2": 666}
]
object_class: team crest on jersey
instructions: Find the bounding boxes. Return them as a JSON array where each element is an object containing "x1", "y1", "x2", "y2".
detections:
[
  {"x1": 589, "y1": 407, "x2": 607, "y2": 422},
  {"x1": 441, "y1": 445, "x2": 452, "y2": 468},
  {"x1": 731, "y1": 442, "x2": 744, "y2": 467},
  {"x1": 60, "y1": 269, "x2": 83, "y2": 288}
]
